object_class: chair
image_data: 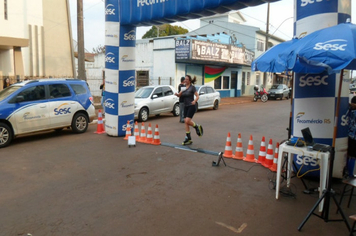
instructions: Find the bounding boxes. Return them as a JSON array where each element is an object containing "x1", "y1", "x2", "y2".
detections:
[{"x1": 339, "y1": 177, "x2": 356, "y2": 210}]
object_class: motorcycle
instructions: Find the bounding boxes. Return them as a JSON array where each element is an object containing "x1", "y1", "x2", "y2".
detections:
[{"x1": 253, "y1": 85, "x2": 268, "y2": 102}]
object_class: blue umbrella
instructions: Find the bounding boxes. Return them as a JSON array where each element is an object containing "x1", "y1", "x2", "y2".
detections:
[
  {"x1": 251, "y1": 39, "x2": 297, "y2": 72},
  {"x1": 252, "y1": 38, "x2": 326, "y2": 74},
  {"x1": 282, "y1": 22, "x2": 356, "y2": 74}
]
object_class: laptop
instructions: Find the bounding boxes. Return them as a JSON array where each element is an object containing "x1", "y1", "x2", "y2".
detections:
[{"x1": 301, "y1": 127, "x2": 330, "y2": 152}]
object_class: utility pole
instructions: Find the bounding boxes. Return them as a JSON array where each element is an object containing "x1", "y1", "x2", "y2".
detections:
[
  {"x1": 77, "y1": 0, "x2": 86, "y2": 80},
  {"x1": 263, "y1": 2, "x2": 270, "y2": 87}
]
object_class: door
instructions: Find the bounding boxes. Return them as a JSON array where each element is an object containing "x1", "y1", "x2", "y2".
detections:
[
  {"x1": 242, "y1": 72, "x2": 246, "y2": 95},
  {"x1": 48, "y1": 84, "x2": 77, "y2": 128},
  {"x1": 198, "y1": 87, "x2": 208, "y2": 108},
  {"x1": 12, "y1": 85, "x2": 49, "y2": 134},
  {"x1": 231, "y1": 71, "x2": 237, "y2": 97},
  {"x1": 150, "y1": 87, "x2": 165, "y2": 114}
]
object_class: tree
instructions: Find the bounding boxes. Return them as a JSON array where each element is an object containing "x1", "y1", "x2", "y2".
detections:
[
  {"x1": 92, "y1": 45, "x2": 105, "y2": 54},
  {"x1": 142, "y1": 24, "x2": 188, "y2": 39}
]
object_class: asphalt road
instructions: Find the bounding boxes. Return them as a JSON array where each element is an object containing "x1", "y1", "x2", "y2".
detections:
[{"x1": 0, "y1": 98, "x2": 353, "y2": 235}]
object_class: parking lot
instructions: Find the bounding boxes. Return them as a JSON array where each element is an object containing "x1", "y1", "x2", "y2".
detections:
[{"x1": 0, "y1": 98, "x2": 353, "y2": 235}]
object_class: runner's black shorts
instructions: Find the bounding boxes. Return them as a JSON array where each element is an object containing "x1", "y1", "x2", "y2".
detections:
[{"x1": 184, "y1": 105, "x2": 196, "y2": 119}]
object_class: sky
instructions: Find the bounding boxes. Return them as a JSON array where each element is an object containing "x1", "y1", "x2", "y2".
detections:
[{"x1": 68, "y1": 0, "x2": 356, "y2": 52}]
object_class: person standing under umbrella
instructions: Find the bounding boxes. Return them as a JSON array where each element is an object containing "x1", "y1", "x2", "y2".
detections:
[{"x1": 175, "y1": 75, "x2": 203, "y2": 145}]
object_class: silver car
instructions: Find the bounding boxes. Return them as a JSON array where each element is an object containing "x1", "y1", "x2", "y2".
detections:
[
  {"x1": 195, "y1": 85, "x2": 221, "y2": 110},
  {"x1": 134, "y1": 85, "x2": 180, "y2": 122},
  {"x1": 268, "y1": 84, "x2": 290, "y2": 100}
]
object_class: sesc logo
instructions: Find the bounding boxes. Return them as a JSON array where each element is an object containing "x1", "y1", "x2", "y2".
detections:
[
  {"x1": 54, "y1": 103, "x2": 71, "y2": 116},
  {"x1": 105, "y1": 98, "x2": 115, "y2": 109},
  {"x1": 313, "y1": 40, "x2": 347, "y2": 51},
  {"x1": 122, "y1": 119, "x2": 134, "y2": 131},
  {"x1": 124, "y1": 30, "x2": 136, "y2": 41},
  {"x1": 299, "y1": 75, "x2": 328, "y2": 87},
  {"x1": 123, "y1": 76, "x2": 135, "y2": 87},
  {"x1": 295, "y1": 155, "x2": 319, "y2": 166},
  {"x1": 105, "y1": 4, "x2": 115, "y2": 15},
  {"x1": 300, "y1": 0, "x2": 323, "y2": 7},
  {"x1": 341, "y1": 110, "x2": 350, "y2": 127},
  {"x1": 105, "y1": 52, "x2": 115, "y2": 64}
]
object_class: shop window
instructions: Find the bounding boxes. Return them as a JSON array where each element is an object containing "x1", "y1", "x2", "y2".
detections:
[
  {"x1": 214, "y1": 76, "x2": 221, "y2": 90},
  {"x1": 223, "y1": 76, "x2": 229, "y2": 89},
  {"x1": 247, "y1": 72, "x2": 250, "y2": 85}
]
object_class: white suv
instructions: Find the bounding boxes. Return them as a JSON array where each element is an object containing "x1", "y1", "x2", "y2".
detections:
[{"x1": 0, "y1": 79, "x2": 95, "y2": 148}]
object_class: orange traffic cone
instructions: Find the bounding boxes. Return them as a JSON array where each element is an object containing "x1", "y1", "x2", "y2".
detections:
[
  {"x1": 262, "y1": 139, "x2": 274, "y2": 168},
  {"x1": 233, "y1": 133, "x2": 244, "y2": 160},
  {"x1": 134, "y1": 121, "x2": 140, "y2": 141},
  {"x1": 145, "y1": 123, "x2": 153, "y2": 144},
  {"x1": 138, "y1": 122, "x2": 147, "y2": 143},
  {"x1": 256, "y1": 136, "x2": 266, "y2": 164},
  {"x1": 123, "y1": 120, "x2": 131, "y2": 140},
  {"x1": 152, "y1": 124, "x2": 161, "y2": 145},
  {"x1": 94, "y1": 109, "x2": 106, "y2": 134},
  {"x1": 223, "y1": 132, "x2": 233, "y2": 158},
  {"x1": 269, "y1": 142, "x2": 279, "y2": 172},
  {"x1": 243, "y1": 135, "x2": 256, "y2": 163}
]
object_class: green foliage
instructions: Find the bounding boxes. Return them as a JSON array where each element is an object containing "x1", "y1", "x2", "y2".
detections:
[{"x1": 142, "y1": 24, "x2": 188, "y2": 39}]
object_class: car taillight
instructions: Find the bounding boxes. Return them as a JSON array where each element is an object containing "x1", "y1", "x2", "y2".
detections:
[{"x1": 89, "y1": 96, "x2": 94, "y2": 104}]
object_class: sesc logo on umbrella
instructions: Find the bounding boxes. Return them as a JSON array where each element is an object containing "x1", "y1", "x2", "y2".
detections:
[{"x1": 313, "y1": 40, "x2": 347, "y2": 51}]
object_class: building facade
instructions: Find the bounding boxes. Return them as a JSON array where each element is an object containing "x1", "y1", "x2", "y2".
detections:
[
  {"x1": 0, "y1": 0, "x2": 75, "y2": 89},
  {"x1": 134, "y1": 11, "x2": 286, "y2": 97}
]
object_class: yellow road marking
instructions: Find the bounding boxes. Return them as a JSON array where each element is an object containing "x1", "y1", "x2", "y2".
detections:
[{"x1": 215, "y1": 222, "x2": 247, "y2": 234}]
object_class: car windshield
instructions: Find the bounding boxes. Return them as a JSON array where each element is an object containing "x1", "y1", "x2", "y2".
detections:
[
  {"x1": 270, "y1": 85, "x2": 279, "y2": 89},
  {"x1": 0, "y1": 85, "x2": 22, "y2": 101},
  {"x1": 135, "y1": 87, "x2": 154, "y2": 98}
]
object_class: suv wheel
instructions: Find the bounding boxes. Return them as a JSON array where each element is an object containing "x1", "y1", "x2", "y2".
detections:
[
  {"x1": 0, "y1": 123, "x2": 12, "y2": 148},
  {"x1": 138, "y1": 108, "x2": 148, "y2": 122},
  {"x1": 173, "y1": 103, "x2": 180, "y2": 116},
  {"x1": 71, "y1": 113, "x2": 89, "y2": 133}
]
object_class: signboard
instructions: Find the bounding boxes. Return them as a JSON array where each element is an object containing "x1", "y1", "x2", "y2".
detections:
[
  {"x1": 176, "y1": 39, "x2": 254, "y2": 65},
  {"x1": 175, "y1": 39, "x2": 191, "y2": 60}
]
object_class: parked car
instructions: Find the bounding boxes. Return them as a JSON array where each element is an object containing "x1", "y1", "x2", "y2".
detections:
[
  {"x1": 134, "y1": 85, "x2": 180, "y2": 122},
  {"x1": 0, "y1": 79, "x2": 95, "y2": 148},
  {"x1": 195, "y1": 85, "x2": 221, "y2": 110},
  {"x1": 268, "y1": 84, "x2": 290, "y2": 100}
]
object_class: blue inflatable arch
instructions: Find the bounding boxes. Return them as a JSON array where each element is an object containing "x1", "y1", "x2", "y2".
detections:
[{"x1": 104, "y1": 0, "x2": 279, "y2": 136}]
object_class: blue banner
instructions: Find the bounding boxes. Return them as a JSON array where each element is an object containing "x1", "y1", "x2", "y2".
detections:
[
  {"x1": 296, "y1": 0, "x2": 337, "y2": 21},
  {"x1": 120, "y1": 25, "x2": 136, "y2": 47},
  {"x1": 105, "y1": 0, "x2": 119, "y2": 22},
  {"x1": 119, "y1": 70, "x2": 136, "y2": 93},
  {"x1": 119, "y1": 0, "x2": 279, "y2": 26},
  {"x1": 104, "y1": 91, "x2": 119, "y2": 115},
  {"x1": 294, "y1": 73, "x2": 336, "y2": 99},
  {"x1": 105, "y1": 46, "x2": 119, "y2": 70}
]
